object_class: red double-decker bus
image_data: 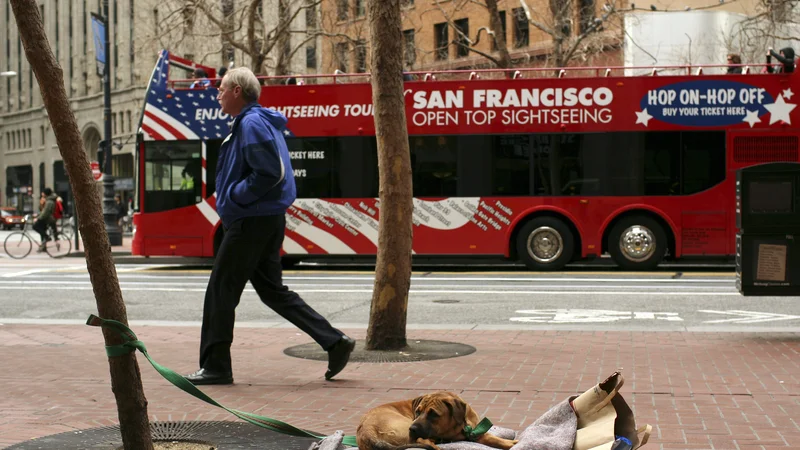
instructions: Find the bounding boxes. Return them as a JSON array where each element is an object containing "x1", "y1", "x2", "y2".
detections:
[{"x1": 132, "y1": 50, "x2": 800, "y2": 270}]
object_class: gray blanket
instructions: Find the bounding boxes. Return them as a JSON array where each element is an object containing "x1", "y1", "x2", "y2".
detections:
[{"x1": 308, "y1": 400, "x2": 577, "y2": 450}]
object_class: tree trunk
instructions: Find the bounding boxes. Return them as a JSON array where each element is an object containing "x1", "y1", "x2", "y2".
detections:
[
  {"x1": 485, "y1": 0, "x2": 512, "y2": 71},
  {"x1": 365, "y1": 0, "x2": 413, "y2": 351},
  {"x1": 221, "y1": 0, "x2": 236, "y2": 64},
  {"x1": 9, "y1": 2, "x2": 154, "y2": 449},
  {"x1": 274, "y1": 0, "x2": 292, "y2": 76}
]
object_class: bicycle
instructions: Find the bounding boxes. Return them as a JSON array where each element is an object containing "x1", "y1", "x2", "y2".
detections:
[
  {"x1": 3, "y1": 215, "x2": 72, "y2": 259},
  {"x1": 58, "y1": 216, "x2": 75, "y2": 241}
]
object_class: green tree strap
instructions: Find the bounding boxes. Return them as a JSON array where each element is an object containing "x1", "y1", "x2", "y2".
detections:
[
  {"x1": 86, "y1": 315, "x2": 358, "y2": 447},
  {"x1": 463, "y1": 417, "x2": 493, "y2": 441}
]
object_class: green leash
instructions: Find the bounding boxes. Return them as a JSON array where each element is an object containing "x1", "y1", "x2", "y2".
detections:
[
  {"x1": 87, "y1": 314, "x2": 359, "y2": 447},
  {"x1": 87, "y1": 314, "x2": 494, "y2": 447}
]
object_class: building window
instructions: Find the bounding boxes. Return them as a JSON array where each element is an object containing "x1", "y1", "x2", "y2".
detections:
[
  {"x1": 335, "y1": 42, "x2": 349, "y2": 72},
  {"x1": 113, "y1": 0, "x2": 118, "y2": 88},
  {"x1": 112, "y1": 113, "x2": 117, "y2": 134},
  {"x1": 512, "y1": 8, "x2": 529, "y2": 48},
  {"x1": 153, "y1": 7, "x2": 159, "y2": 35},
  {"x1": 306, "y1": 45, "x2": 317, "y2": 69},
  {"x1": 130, "y1": 0, "x2": 135, "y2": 84},
  {"x1": 55, "y1": 0, "x2": 60, "y2": 61},
  {"x1": 355, "y1": 0, "x2": 365, "y2": 17},
  {"x1": 127, "y1": 110, "x2": 132, "y2": 133},
  {"x1": 434, "y1": 22, "x2": 448, "y2": 60},
  {"x1": 337, "y1": 0, "x2": 348, "y2": 21},
  {"x1": 355, "y1": 40, "x2": 367, "y2": 73},
  {"x1": 17, "y1": 37, "x2": 22, "y2": 110},
  {"x1": 305, "y1": 0, "x2": 316, "y2": 28},
  {"x1": 492, "y1": 11, "x2": 506, "y2": 51},
  {"x1": 403, "y1": 29, "x2": 416, "y2": 66},
  {"x1": 454, "y1": 18, "x2": 469, "y2": 58},
  {"x1": 83, "y1": 0, "x2": 87, "y2": 55},
  {"x1": 69, "y1": 0, "x2": 73, "y2": 83},
  {"x1": 579, "y1": 0, "x2": 596, "y2": 33},
  {"x1": 41, "y1": 126, "x2": 45, "y2": 147}
]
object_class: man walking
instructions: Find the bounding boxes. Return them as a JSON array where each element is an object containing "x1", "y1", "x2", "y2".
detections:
[{"x1": 185, "y1": 67, "x2": 355, "y2": 386}]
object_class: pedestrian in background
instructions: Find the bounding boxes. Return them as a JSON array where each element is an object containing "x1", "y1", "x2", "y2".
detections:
[{"x1": 185, "y1": 67, "x2": 355, "y2": 386}]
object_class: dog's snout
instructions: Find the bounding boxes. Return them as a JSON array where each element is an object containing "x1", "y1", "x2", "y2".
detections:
[{"x1": 409, "y1": 422, "x2": 426, "y2": 440}]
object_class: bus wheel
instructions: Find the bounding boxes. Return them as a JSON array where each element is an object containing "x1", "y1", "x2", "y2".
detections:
[
  {"x1": 516, "y1": 217, "x2": 574, "y2": 271},
  {"x1": 608, "y1": 216, "x2": 667, "y2": 270}
]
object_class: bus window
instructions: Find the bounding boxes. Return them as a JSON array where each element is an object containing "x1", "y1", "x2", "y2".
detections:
[
  {"x1": 204, "y1": 139, "x2": 223, "y2": 196},
  {"x1": 681, "y1": 132, "x2": 726, "y2": 194},
  {"x1": 333, "y1": 136, "x2": 379, "y2": 198},
  {"x1": 411, "y1": 136, "x2": 458, "y2": 197},
  {"x1": 531, "y1": 131, "x2": 724, "y2": 196},
  {"x1": 287, "y1": 137, "x2": 334, "y2": 198},
  {"x1": 491, "y1": 135, "x2": 530, "y2": 196},
  {"x1": 143, "y1": 141, "x2": 202, "y2": 212},
  {"x1": 643, "y1": 132, "x2": 681, "y2": 195}
]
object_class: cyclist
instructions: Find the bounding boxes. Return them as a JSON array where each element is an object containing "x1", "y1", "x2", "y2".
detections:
[{"x1": 33, "y1": 188, "x2": 58, "y2": 252}]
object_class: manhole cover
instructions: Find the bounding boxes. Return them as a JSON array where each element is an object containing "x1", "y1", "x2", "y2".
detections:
[
  {"x1": 5, "y1": 421, "x2": 318, "y2": 449},
  {"x1": 432, "y1": 299, "x2": 461, "y2": 304},
  {"x1": 285, "y1": 339, "x2": 476, "y2": 363}
]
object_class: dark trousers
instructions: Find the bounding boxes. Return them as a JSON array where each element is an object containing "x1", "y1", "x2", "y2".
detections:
[
  {"x1": 32, "y1": 219, "x2": 53, "y2": 243},
  {"x1": 199, "y1": 214, "x2": 343, "y2": 373}
]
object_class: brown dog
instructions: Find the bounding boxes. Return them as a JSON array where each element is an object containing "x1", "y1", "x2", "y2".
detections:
[{"x1": 356, "y1": 391, "x2": 518, "y2": 450}]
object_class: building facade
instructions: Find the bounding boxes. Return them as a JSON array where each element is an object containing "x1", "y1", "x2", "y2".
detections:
[
  {"x1": 318, "y1": 0, "x2": 768, "y2": 76},
  {"x1": 320, "y1": 0, "x2": 626, "y2": 77},
  {"x1": 0, "y1": 0, "x2": 320, "y2": 215}
]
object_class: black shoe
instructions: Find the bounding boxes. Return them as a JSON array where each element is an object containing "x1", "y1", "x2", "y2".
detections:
[
  {"x1": 185, "y1": 368, "x2": 233, "y2": 385},
  {"x1": 325, "y1": 335, "x2": 356, "y2": 381}
]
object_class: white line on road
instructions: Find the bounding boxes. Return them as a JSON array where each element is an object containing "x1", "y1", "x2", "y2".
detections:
[
  {"x1": 0, "y1": 285, "x2": 742, "y2": 295},
  {"x1": 40, "y1": 274, "x2": 733, "y2": 283},
  {"x1": 698, "y1": 310, "x2": 800, "y2": 323},
  {"x1": 0, "y1": 280, "x2": 733, "y2": 289}
]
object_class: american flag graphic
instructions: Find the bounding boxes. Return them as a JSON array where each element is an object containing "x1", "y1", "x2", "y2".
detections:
[{"x1": 140, "y1": 50, "x2": 230, "y2": 141}]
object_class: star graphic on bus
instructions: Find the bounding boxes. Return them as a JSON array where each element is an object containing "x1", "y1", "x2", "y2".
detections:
[
  {"x1": 741, "y1": 110, "x2": 761, "y2": 128},
  {"x1": 635, "y1": 108, "x2": 653, "y2": 126},
  {"x1": 783, "y1": 88, "x2": 794, "y2": 100},
  {"x1": 764, "y1": 94, "x2": 797, "y2": 125}
]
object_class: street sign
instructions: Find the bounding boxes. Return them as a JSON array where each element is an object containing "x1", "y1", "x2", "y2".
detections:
[{"x1": 90, "y1": 160, "x2": 102, "y2": 181}]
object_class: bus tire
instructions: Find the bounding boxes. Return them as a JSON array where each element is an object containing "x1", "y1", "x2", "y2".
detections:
[
  {"x1": 607, "y1": 215, "x2": 667, "y2": 270},
  {"x1": 516, "y1": 217, "x2": 574, "y2": 271}
]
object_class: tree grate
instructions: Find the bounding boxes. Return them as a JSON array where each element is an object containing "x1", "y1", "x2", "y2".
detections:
[
  {"x1": 5, "y1": 421, "x2": 318, "y2": 449},
  {"x1": 284, "y1": 339, "x2": 476, "y2": 363}
]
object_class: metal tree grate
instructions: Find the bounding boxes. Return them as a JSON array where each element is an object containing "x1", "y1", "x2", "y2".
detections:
[
  {"x1": 5, "y1": 421, "x2": 318, "y2": 449},
  {"x1": 284, "y1": 339, "x2": 476, "y2": 363}
]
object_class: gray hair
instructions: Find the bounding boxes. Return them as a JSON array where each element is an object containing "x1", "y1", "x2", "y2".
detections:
[{"x1": 223, "y1": 67, "x2": 261, "y2": 102}]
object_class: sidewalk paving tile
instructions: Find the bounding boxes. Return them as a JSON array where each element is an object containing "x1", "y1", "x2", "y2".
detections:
[{"x1": 0, "y1": 325, "x2": 798, "y2": 449}]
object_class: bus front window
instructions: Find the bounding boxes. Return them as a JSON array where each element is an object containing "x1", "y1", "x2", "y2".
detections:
[{"x1": 142, "y1": 141, "x2": 202, "y2": 212}]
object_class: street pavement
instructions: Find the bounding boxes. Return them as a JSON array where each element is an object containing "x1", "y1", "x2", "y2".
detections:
[{"x1": 0, "y1": 237, "x2": 799, "y2": 449}]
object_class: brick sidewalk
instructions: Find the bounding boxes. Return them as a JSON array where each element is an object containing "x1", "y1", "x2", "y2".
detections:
[{"x1": 0, "y1": 324, "x2": 798, "y2": 449}]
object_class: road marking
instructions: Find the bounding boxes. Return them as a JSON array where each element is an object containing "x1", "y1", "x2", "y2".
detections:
[
  {"x1": 0, "y1": 280, "x2": 733, "y2": 290},
  {"x1": 699, "y1": 310, "x2": 800, "y2": 324},
  {"x1": 31, "y1": 274, "x2": 734, "y2": 283},
  {"x1": 511, "y1": 309, "x2": 683, "y2": 323},
  {"x1": 1, "y1": 268, "x2": 69, "y2": 278},
  {"x1": 0, "y1": 285, "x2": 742, "y2": 295}
]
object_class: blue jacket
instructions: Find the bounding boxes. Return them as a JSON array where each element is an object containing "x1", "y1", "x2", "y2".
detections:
[{"x1": 215, "y1": 103, "x2": 296, "y2": 227}]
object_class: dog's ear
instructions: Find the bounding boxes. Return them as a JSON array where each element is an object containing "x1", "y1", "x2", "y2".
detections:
[{"x1": 448, "y1": 397, "x2": 468, "y2": 425}]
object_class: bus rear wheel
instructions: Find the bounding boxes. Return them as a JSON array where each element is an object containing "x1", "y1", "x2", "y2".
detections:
[
  {"x1": 516, "y1": 217, "x2": 574, "y2": 271},
  {"x1": 608, "y1": 216, "x2": 667, "y2": 270}
]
